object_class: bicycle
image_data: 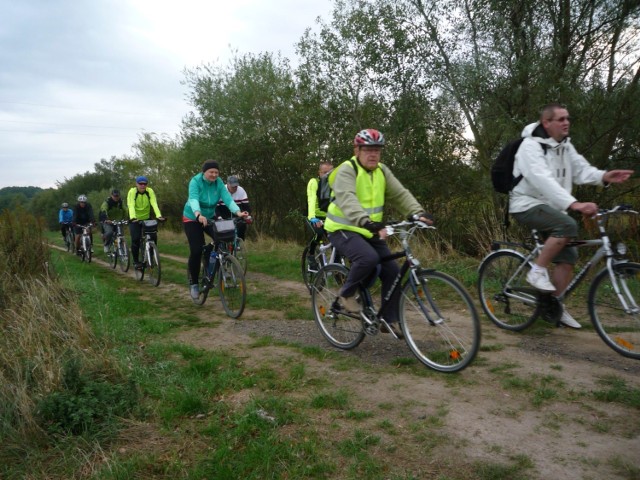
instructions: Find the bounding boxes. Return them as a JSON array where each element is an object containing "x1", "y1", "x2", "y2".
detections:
[
  {"x1": 106, "y1": 220, "x2": 130, "y2": 272},
  {"x1": 76, "y1": 224, "x2": 93, "y2": 263},
  {"x1": 302, "y1": 240, "x2": 343, "y2": 294},
  {"x1": 311, "y1": 220, "x2": 481, "y2": 373},
  {"x1": 134, "y1": 219, "x2": 163, "y2": 287},
  {"x1": 218, "y1": 216, "x2": 251, "y2": 274},
  {"x1": 191, "y1": 217, "x2": 247, "y2": 318},
  {"x1": 62, "y1": 222, "x2": 75, "y2": 253},
  {"x1": 301, "y1": 219, "x2": 345, "y2": 293},
  {"x1": 477, "y1": 204, "x2": 640, "y2": 359}
]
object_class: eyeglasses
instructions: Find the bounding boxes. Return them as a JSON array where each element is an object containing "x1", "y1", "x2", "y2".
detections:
[
  {"x1": 137, "y1": 182, "x2": 148, "y2": 186},
  {"x1": 552, "y1": 116, "x2": 571, "y2": 122}
]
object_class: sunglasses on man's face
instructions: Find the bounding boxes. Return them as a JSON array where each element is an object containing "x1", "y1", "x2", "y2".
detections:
[{"x1": 137, "y1": 182, "x2": 147, "y2": 186}]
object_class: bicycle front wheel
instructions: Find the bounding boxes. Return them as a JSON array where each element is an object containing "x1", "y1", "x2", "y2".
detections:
[
  {"x1": 217, "y1": 254, "x2": 246, "y2": 318},
  {"x1": 118, "y1": 240, "x2": 130, "y2": 272},
  {"x1": 311, "y1": 264, "x2": 365, "y2": 350},
  {"x1": 146, "y1": 243, "x2": 161, "y2": 287},
  {"x1": 401, "y1": 270, "x2": 480, "y2": 372},
  {"x1": 588, "y1": 262, "x2": 640, "y2": 359},
  {"x1": 301, "y1": 245, "x2": 318, "y2": 293},
  {"x1": 65, "y1": 231, "x2": 74, "y2": 252},
  {"x1": 478, "y1": 250, "x2": 539, "y2": 331},
  {"x1": 109, "y1": 242, "x2": 118, "y2": 269},
  {"x1": 234, "y1": 238, "x2": 248, "y2": 274}
]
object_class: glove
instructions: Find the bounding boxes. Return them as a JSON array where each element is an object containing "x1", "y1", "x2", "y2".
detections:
[
  {"x1": 409, "y1": 212, "x2": 434, "y2": 223},
  {"x1": 363, "y1": 221, "x2": 385, "y2": 234},
  {"x1": 310, "y1": 218, "x2": 321, "y2": 224}
]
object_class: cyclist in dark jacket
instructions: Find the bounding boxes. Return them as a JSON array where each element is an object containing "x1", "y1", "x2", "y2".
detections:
[
  {"x1": 72, "y1": 194, "x2": 95, "y2": 253},
  {"x1": 99, "y1": 189, "x2": 126, "y2": 253}
]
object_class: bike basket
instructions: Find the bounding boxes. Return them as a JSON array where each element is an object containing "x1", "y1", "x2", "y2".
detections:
[
  {"x1": 143, "y1": 219, "x2": 158, "y2": 233},
  {"x1": 213, "y1": 219, "x2": 235, "y2": 242}
]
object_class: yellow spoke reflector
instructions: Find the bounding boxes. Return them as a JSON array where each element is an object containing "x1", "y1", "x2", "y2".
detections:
[{"x1": 615, "y1": 337, "x2": 634, "y2": 350}]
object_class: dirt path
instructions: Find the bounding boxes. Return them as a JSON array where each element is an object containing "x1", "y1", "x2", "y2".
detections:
[{"x1": 54, "y1": 244, "x2": 640, "y2": 479}]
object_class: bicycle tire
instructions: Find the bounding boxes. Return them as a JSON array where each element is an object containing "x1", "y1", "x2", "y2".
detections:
[
  {"x1": 477, "y1": 250, "x2": 539, "y2": 331},
  {"x1": 192, "y1": 257, "x2": 212, "y2": 306},
  {"x1": 146, "y1": 243, "x2": 161, "y2": 287},
  {"x1": 82, "y1": 235, "x2": 92, "y2": 263},
  {"x1": 119, "y1": 240, "x2": 130, "y2": 273},
  {"x1": 217, "y1": 254, "x2": 246, "y2": 318},
  {"x1": 65, "y1": 230, "x2": 74, "y2": 252},
  {"x1": 588, "y1": 262, "x2": 640, "y2": 359},
  {"x1": 400, "y1": 270, "x2": 481, "y2": 372},
  {"x1": 109, "y1": 242, "x2": 118, "y2": 269},
  {"x1": 311, "y1": 263, "x2": 365, "y2": 350},
  {"x1": 234, "y1": 237, "x2": 248, "y2": 274},
  {"x1": 301, "y1": 245, "x2": 319, "y2": 293}
]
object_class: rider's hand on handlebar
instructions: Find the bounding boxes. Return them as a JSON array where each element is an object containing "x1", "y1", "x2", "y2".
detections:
[
  {"x1": 570, "y1": 201, "x2": 598, "y2": 217},
  {"x1": 409, "y1": 212, "x2": 434, "y2": 225}
]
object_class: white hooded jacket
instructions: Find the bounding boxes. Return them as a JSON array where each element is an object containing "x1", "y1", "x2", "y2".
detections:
[{"x1": 509, "y1": 122, "x2": 606, "y2": 213}]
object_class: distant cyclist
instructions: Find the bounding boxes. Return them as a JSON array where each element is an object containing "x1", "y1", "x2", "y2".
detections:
[
  {"x1": 127, "y1": 176, "x2": 165, "y2": 270},
  {"x1": 305, "y1": 161, "x2": 333, "y2": 268},
  {"x1": 99, "y1": 189, "x2": 126, "y2": 253},
  {"x1": 184, "y1": 160, "x2": 249, "y2": 300},
  {"x1": 215, "y1": 175, "x2": 251, "y2": 240},
  {"x1": 58, "y1": 202, "x2": 73, "y2": 242},
  {"x1": 72, "y1": 195, "x2": 95, "y2": 253}
]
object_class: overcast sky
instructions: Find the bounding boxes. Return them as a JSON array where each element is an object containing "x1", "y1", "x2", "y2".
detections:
[{"x1": 0, "y1": 0, "x2": 334, "y2": 189}]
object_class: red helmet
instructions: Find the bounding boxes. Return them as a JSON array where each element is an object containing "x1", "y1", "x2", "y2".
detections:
[{"x1": 354, "y1": 129, "x2": 385, "y2": 147}]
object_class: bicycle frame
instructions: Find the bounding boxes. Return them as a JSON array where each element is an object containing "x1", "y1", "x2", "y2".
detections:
[
  {"x1": 360, "y1": 223, "x2": 441, "y2": 328},
  {"x1": 488, "y1": 205, "x2": 638, "y2": 314}
]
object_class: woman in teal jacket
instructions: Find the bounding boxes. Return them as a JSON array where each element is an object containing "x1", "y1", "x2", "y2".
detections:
[{"x1": 183, "y1": 160, "x2": 249, "y2": 300}]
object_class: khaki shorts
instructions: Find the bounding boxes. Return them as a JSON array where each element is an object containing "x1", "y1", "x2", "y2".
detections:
[{"x1": 511, "y1": 204, "x2": 578, "y2": 265}]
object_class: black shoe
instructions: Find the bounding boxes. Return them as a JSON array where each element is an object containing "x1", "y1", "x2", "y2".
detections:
[
  {"x1": 380, "y1": 322, "x2": 404, "y2": 340},
  {"x1": 134, "y1": 262, "x2": 144, "y2": 271}
]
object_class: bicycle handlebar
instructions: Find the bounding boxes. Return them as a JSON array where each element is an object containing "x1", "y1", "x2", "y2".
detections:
[
  {"x1": 596, "y1": 204, "x2": 638, "y2": 217},
  {"x1": 384, "y1": 219, "x2": 436, "y2": 236}
]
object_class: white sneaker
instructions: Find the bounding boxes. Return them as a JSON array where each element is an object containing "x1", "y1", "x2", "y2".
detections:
[
  {"x1": 339, "y1": 295, "x2": 360, "y2": 314},
  {"x1": 103, "y1": 246, "x2": 110, "y2": 253},
  {"x1": 559, "y1": 306, "x2": 581, "y2": 329},
  {"x1": 190, "y1": 284, "x2": 200, "y2": 300},
  {"x1": 526, "y1": 268, "x2": 556, "y2": 292}
]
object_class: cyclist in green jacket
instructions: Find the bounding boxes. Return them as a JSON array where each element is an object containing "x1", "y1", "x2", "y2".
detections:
[
  {"x1": 305, "y1": 161, "x2": 333, "y2": 268},
  {"x1": 324, "y1": 129, "x2": 433, "y2": 338},
  {"x1": 127, "y1": 176, "x2": 165, "y2": 269}
]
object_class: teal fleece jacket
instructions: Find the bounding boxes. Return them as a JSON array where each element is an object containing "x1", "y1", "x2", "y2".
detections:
[{"x1": 183, "y1": 173, "x2": 240, "y2": 221}]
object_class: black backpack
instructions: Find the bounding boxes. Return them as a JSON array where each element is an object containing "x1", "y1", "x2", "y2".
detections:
[
  {"x1": 491, "y1": 138, "x2": 548, "y2": 228},
  {"x1": 316, "y1": 174, "x2": 332, "y2": 211},
  {"x1": 491, "y1": 138, "x2": 548, "y2": 194}
]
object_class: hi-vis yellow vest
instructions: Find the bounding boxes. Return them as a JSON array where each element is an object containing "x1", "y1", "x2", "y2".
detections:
[{"x1": 324, "y1": 158, "x2": 385, "y2": 239}]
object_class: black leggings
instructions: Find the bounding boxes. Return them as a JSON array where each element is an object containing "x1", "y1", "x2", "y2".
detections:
[{"x1": 184, "y1": 221, "x2": 215, "y2": 285}]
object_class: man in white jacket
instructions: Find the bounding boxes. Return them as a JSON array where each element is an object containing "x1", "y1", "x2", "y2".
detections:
[{"x1": 510, "y1": 103, "x2": 634, "y2": 328}]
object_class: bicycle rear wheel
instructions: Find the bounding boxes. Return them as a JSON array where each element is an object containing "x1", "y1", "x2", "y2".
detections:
[
  {"x1": 477, "y1": 250, "x2": 539, "y2": 331},
  {"x1": 234, "y1": 238, "x2": 248, "y2": 274},
  {"x1": 311, "y1": 264, "x2": 365, "y2": 350},
  {"x1": 217, "y1": 254, "x2": 246, "y2": 318},
  {"x1": 118, "y1": 240, "x2": 130, "y2": 272},
  {"x1": 146, "y1": 243, "x2": 161, "y2": 287},
  {"x1": 401, "y1": 270, "x2": 480, "y2": 373},
  {"x1": 588, "y1": 262, "x2": 640, "y2": 359}
]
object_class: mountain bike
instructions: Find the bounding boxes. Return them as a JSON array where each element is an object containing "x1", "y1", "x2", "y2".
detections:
[
  {"x1": 191, "y1": 217, "x2": 247, "y2": 318},
  {"x1": 311, "y1": 220, "x2": 481, "y2": 373},
  {"x1": 107, "y1": 220, "x2": 130, "y2": 272},
  {"x1": 302, "y1": 219, "x2": 345, "y2": 293},
  {"x1": 77, "y1": 224, "x2": 93, "y2": 263},
  {"x1": 134, "y1": 219, "x2": 163, "y2": 287},
  {"x1": 62, "y1": 222, "x2": 75, "y2": 252},
  {"x1": 218, "y1": 216, "x2": 251, "y2": 274},
  {"x1": 477, "y1": 204, "x2": 640, "y2": 359},
  {"x1": 302, "y1": 240, "x2": 343, "y2": 294}
]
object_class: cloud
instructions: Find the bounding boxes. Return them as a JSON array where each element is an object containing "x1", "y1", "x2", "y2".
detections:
[{"x1": 0, "y1": 0, "x2": 332, "y2": 189}]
